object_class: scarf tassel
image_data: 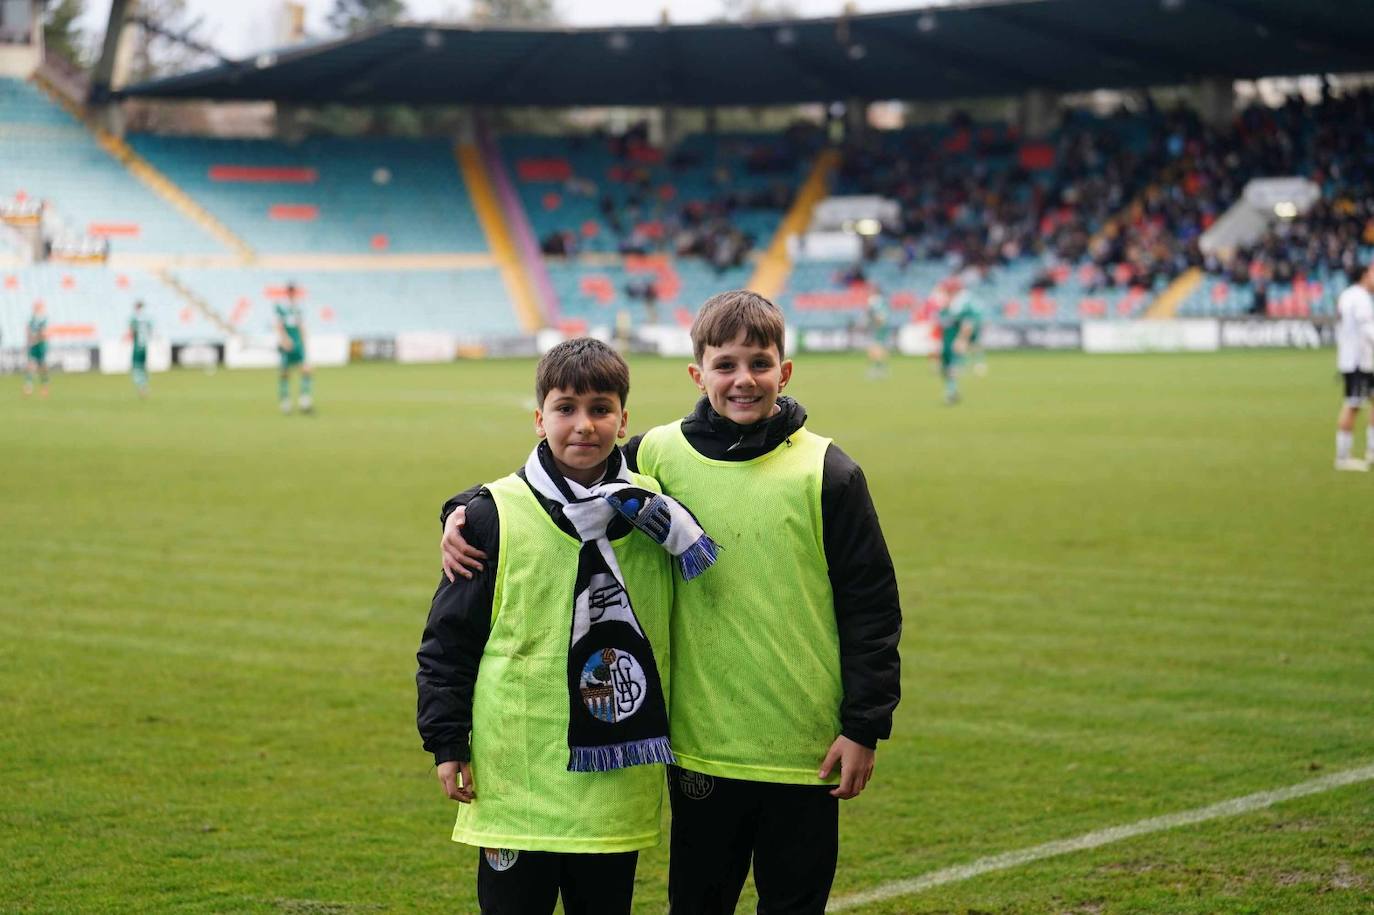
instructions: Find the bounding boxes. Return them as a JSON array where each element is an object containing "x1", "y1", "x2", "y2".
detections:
[
  {"x1": 568, "y1": 736, "x2": 677, "y2": 773},
  {"x1": 678, "y1": 533, "x2": 720, "y2": 582}
]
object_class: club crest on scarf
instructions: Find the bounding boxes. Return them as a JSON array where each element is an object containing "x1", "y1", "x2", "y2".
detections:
[
  {"x1": 523, "y1": 441, "x2": 719, "y2": 773},
  {"x1": 580, "y1": 647, "x2": 647, "y2": 722}
]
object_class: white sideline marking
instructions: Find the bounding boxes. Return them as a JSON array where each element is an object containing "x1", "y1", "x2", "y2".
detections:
[{"x1": 828, "y1": 762, "x2": 1374, "y2": 912}]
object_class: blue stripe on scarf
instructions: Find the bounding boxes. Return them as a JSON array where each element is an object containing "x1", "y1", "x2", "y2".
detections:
[
  {"x1": 568, "y1": 736, "x2": 677, "y2": 773},
  {"x1": 679, "y1": 533, "x2": 720, "y2": 582}
]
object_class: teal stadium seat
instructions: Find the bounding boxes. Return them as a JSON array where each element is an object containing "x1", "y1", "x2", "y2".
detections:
[
  {"x1": 127, "y1": 136, "x2": 488, "y2": 254},
  {"x1": 0, "y1": 265, "x2": 223, "y2": 344},
  {"x1": 169, "y1": 268, "x2": 517, "y2": 340},
  {"x1": 0, "y1": 78, "x2": 225, "y2": 255}
]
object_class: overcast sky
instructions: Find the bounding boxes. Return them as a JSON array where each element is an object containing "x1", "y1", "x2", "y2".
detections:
[{"x1": 76, "y1": 1, "x2": 950, "y2": 60}]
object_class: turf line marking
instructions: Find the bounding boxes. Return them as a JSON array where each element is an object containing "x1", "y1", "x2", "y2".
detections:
[{"x1": 827, "y1": 762, "x2": 1374, "y2": 912}]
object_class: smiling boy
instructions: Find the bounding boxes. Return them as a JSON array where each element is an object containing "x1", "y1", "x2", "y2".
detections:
[
  {"x1": 442, "y1": 292, "x2": 902, "y2": 913},
  {"x1": 418, "y1": 337, "x2": 717, "y2": 915}
]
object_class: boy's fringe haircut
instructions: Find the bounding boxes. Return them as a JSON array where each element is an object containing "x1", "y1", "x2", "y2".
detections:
[
  {"x1": 690, "y1": 290, "x2": 786, "y2": 363},
  {"x1": 536, "y1": 337, "x2": 630, "y2": 406}
]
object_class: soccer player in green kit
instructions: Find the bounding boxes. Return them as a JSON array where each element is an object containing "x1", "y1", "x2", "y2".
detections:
[
  {"x1": 418, "y1": 338, "x2": 718, "y2": 914},
  {"x1": 863, "y1": 290, "x2": 893, "y2": 380},
  {"x1": 442, "y1": 292, "x2": 903, "y2": 913},
  {"x1": 128, "y1": 300, "x2": 152, "y2": 398},
  {"x1": 23, "y1": 301, "x2": 49, "y2": 398},
  {"x1": 274, "y1": 283, "x2": 313, "y2": 414},
  {"x1": 937, "y1": 277, "x2": 982, "y2": 405}
]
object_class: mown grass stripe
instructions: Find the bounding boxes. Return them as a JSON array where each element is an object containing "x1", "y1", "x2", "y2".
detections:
[{"x1": 828, "y1": 762, "x2": 1374, "y2": 911}]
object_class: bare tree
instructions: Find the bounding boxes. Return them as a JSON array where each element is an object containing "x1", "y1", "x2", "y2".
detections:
[
  {"x1": 327, "y1": 0, "x2": 408, "y2": 34},
  {"x1": 44, "y1": 0, "x2": 91, "y2": 68},
  {"x1": 719, "y1": 0, "x2": 799, "y2": 21},
  {"x1": 125, "y1": 0, "x2": 215, "y2": 82},
  {"x1": 470, "y1": 0, "x2": 559, "y2": 25}
]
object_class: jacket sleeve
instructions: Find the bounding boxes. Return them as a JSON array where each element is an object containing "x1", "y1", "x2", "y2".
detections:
[
  {"x1": 821, "y1": 444, "x2": 903, "y2": 749},
  {"x1": 439, "y1": 483, "x2": 485, "y2": 527},
  {"x1": 622, "y1": 433, "x2": 645, "y2": 473},
  {"x1": 417, "y1": 492, "x2": 499, "y2": 765}
]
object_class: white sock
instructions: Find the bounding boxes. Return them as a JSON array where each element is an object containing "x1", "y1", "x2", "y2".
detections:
[{"x1": 1337, "y1": 430, "x2": 1353, "y2": 460}]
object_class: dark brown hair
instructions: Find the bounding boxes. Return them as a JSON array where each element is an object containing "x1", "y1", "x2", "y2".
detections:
[
  {"x1": 690, "y1": 290, "x2": 786, "y2": 363},
  {"x1": 535, "y1": 337, "x2": 630, "y2": 406}
]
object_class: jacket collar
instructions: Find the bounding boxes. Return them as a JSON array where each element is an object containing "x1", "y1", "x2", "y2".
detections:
[{"x1": 680, "y1": 395, "x2": 807, "y2": 460}]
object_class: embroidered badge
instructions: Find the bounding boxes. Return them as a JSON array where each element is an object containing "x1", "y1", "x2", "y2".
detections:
[
  {"x1": 579, "y1": 647, "x2": 647, "y2": 722},
  {"x1": 483, "y1": 848, "x2": 519, "y2": 872},
  {"x1": 677, "y1": 769, "x2": 714, "y2": 800}
]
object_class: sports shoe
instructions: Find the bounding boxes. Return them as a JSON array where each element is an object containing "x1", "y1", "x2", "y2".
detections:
[
  {"x1": 280, "y1": 398, "x2": 292, "y2": 415},
  {"x1": 1334, "y1": 457, "x2": 1369, "y2": 472}
]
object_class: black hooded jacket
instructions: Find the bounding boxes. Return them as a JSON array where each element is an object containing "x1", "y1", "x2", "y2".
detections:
[{"x1": 419, "y1": 396, "x2": 902, "y2": 765}]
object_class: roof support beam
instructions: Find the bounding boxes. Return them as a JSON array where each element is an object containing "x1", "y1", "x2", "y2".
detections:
[
  {"x1": 1194, "y1": 0, "x2": 1373, "y2": 60},
  {"x1": 977, "y1": 5, "x2": 1214, "y2": 82}
]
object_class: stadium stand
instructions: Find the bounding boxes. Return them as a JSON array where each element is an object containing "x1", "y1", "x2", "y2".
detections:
[
  {"x1": 773, "y1": 112, "x2": 1166, "y2": 323},
  {"x1": 1176, "y1": 89, "x2": 1374, "y2": 318},
  {"x1": 169, "y1": 267, "x2": 518, "y2": 340},
  {"x1": 126, "y1": 135, "x2": 489, "y2": 254},
  {"x1": 0, "y1": 78, "x2": 224, "y2": 255},
  {"x1": 503, "y1": 127, "x2": 814, "y2": 325},
  {"x1": 505, "y1": 127, "x2": 810, "y2": 264},
  {"x1": 0, "y1": 264, "x2": 223, "y2": 344},
  {"x1": 542, "y1": 255, "x2": 753, "y2": 332}
]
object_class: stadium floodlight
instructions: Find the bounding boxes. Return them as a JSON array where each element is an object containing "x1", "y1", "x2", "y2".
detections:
[
  {"x1": 1274, "y1": 201, "x2": 1298, "y2": 219},
  {"x1": 855, "y1": 218, "x2": 882, "y2": 236}
]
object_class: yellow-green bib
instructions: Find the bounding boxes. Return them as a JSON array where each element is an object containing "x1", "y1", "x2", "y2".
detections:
[
  {"x1": 637, "y1": 421, "x2": 841, "y2": 784},
  {"x1": 451, "y1": 471, "x2": 674, "y2": 852}
]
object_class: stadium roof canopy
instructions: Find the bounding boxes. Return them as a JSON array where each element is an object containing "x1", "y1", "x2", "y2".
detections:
[{"x1": 119, "y1": 0, "x2": 1374, "y2": 107}]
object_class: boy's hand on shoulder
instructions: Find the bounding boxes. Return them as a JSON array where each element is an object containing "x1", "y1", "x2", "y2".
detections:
[
  {"x1": 819, "y1": 735, "x2": 875, "y2": 800},
  {"x1": 437, "y1": 760, "x2": 475, "y2": 803},
  {"x1": 441, "y1": 506, "x2": 487, "y2": 582}
]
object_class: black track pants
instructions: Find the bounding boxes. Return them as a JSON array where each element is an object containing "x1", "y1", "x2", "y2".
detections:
[
  {"x1": 667, "y1": 766, "x2": 839, "y2": 914},
  {"x1": 475, "y1": 847, "x2": 638, "y2": 914}
]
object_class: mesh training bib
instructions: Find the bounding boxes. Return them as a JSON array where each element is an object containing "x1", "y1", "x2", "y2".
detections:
[
  {"x1": 637, "y1": 421, "x2": 841, "y2": 784},
  {"x1": 451, "y1": 472, "x2": 674, "y2": 853}
]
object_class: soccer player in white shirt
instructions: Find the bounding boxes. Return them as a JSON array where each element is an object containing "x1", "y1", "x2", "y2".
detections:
[{"x1": 1334, "y1": 262, "x2": 1374, "y2": 471}]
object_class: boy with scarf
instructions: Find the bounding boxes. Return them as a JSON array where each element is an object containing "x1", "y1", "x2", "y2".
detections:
[
  {"x1": 417, "y1": 338, "x2": 717, "y2": 914},
  {"x1": 442, "y1": 292, "x2": 902, "y2": 913}
]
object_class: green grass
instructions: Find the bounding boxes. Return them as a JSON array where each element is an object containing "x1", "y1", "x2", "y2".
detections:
[{"x1": 2, "y1": 350, "x2": 1371, "y2": 914}]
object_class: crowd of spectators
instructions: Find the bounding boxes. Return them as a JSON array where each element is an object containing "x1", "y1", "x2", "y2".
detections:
[
  {"x1": 835, "y1": 85, "x2": 1374, "y2": 300},
  {"x1": 537, "y1": 123, "x2": 809, "y2": 275},
  {"x1": 836, "y1": 109, "x2": 1163, "y2": 290},
  {"x1": 1196, "y1": 87, "x2": 1374, "y2": 298}
]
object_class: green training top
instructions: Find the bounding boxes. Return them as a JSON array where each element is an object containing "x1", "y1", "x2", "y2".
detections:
[
  {"x1": 636, "y1": 421, "x2": 841, "y2": 785},
  {"x1": 940, "y1": 292, "x2": 981, "y2": 349},
  {"x1": 130, "y1": 315, "x2": 152, "y2": 352},
  {"x1": 28, "y1": 314, "x2": 47, "y2": 347},
  {"x1": 451, "y1": 471, "x2": 675, "y2": 853},
  {"x1": 274, "y1": 301, "x2": 304, "y2": 350}
]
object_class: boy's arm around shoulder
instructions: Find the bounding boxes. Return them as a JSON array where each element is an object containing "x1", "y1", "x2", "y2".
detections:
[
  {"x1": 821, "y1": 444, "x2": 903, "y2": 750},
  {"x1": 417, "y1": 491, "x2": 500, "y2": 766},
  {"x1": 440, "y1": 483, "x2": 486, "y2": 527}
]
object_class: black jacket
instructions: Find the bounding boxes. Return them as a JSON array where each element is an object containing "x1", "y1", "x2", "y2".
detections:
[
  {"x1": 426, "y1": 396, "x2": 902, "y2": 757},
  {"x1": 415, "y1": 469, "x2": 633, "y2": 765}
]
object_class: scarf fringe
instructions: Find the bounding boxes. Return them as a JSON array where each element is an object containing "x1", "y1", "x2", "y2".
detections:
[
  {"x1": 678, "y1": 533, "x2": 720, "y2": 582},
  {"x1": 568, "y1": 736, "x2": 677, "y2": 773}
]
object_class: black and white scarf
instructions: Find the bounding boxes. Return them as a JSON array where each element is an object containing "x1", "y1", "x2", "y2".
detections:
[{"x1": 524, "y1": 442, "x2": 718, "y2": 772}]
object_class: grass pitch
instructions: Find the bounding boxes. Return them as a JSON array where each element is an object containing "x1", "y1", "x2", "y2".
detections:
[{"x1": 1, "y1": 350, "x2": 1371, "y2": 913}]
